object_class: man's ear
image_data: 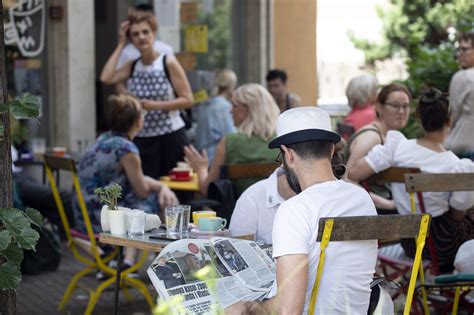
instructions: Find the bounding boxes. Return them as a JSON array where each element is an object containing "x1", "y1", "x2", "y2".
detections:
[{"x1": 281, "y1": 145, "x2": 295, "y2": 164}]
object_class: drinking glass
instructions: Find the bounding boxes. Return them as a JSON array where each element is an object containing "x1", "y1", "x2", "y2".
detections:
[
  {"x1": 126, "y1": 210, "x2": 146, "y2": 236},
  {"x1": 165, "y1": 206, "x2": 182, "y2": 235}
]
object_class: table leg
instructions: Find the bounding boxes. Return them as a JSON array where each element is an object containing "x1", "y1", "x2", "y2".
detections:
[{"x1": 113, "y1": 246, "x2": 123, "y2": 315}]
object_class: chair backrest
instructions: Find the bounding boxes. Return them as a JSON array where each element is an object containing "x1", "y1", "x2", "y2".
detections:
[
  {"x1": 221, "y1": 162, "x2": 277, "y2": 180},
  {"x1": 309, "y1": 213, "x2": 431, "y2": 315},
  {"x1": 43, "y1": 154, "x2": 101, "y2": 259},
  {"x1": 367, "y1": 167, "x2": 420, "y2": 184},
  {"x1": 405, "y1": 173, "x2": 474, "y2": 192}
]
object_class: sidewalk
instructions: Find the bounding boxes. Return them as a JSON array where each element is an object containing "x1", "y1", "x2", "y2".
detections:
[{"x1": 17, "y1": 243, "x2": 156, "y2": 315}]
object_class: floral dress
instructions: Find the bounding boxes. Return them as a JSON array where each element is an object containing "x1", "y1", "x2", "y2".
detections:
[{"x1": 74, "y1": 131, "x2": 158, "y2": 233}]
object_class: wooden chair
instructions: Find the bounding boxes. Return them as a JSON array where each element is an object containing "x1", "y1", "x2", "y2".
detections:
[
  {"x1": 405, "y1": 173, "x2": 474, "y2": 314},
  {"x1": 43, "y1": 154, "x2": 154, "y2": 314},
  {"x1": 308, "y1": 214, "x2": 431, "y2": 315},
  {"x1": 221, "y1": 162, "x2": 278, "y2": 180}
]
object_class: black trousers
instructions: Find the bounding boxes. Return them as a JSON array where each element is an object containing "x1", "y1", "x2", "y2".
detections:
[{"x1": 134, "y1": 128, "x2": 190, "y2": 180}]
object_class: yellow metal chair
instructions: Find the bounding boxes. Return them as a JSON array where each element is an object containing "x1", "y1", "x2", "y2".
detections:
[
  {"x1": 43, "y1": 154, "x2": 154, "y2": 314},
  {"x1": 307, "y1": 213, "x2": 431, "y2": 315},
  {"x1": 405, "y1": 172, "x2": 474, "y2": 315}
]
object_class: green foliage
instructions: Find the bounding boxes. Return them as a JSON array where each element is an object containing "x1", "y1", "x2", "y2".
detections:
[
  {"x1": 0, "y1": 208, "x2": 42, "y2": 290},
  {"x1": 0, "y1": 92, "x2": 41, "y2": 142},
  {"x1": 350, "y1": 0, "x2": 474, "y2": 138},
  {"x1": 94, "y1": 183, "x2": 122, "y2": 210},
  {"x1": 195, "y1": 0, "x2": 231, "y2": 70}
]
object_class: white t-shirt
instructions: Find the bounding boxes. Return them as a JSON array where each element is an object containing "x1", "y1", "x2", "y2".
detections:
[
  {"x1": 229, "y1": 168, "x2": 285, "y2": 244},
  {"x1": 270, "y1": 180, "x2": 378, "y2": 314},
  {"x1": 116, "y1": 40, "x2": 174, "y2": 69},
  {"x1": 365, "y1": 130, "x2": 474, "y2": 217}
]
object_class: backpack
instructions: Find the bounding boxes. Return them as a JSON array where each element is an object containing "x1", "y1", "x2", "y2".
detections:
[{"x1": 21, "y1": 219, "x2": 61, "y2": 275}]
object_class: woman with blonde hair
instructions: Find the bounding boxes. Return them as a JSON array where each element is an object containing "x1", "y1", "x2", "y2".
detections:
[
  {"x1": 185, "y1": 83, "x2": 280, "y2": 196},
  {"x1": 193, "y1": 69, "x2": 238, "y2": 162}
]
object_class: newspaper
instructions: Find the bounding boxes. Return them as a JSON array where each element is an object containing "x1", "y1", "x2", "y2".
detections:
[{"x1": 147, "y1": 237, "x2": 275, "y2": 314}]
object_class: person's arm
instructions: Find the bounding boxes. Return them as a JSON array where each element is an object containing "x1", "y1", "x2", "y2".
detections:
[
  {"x1": 141, "y1": 55, "x2": 194, "y2": 111},
  {"x1": 184, "y1": 137, "x2": 226, "y2": 196},
  {"x1": 100, "y1": 21, "x2": 133, "y2": 85},
  {"x1": 121, "y1": 153, "x2": 178, "y2": 207},
  {"x1": 344, "y1": 130, "x2": 382, "y2": 179},
  {"x1": 346, "y1": 157, "x2": 375, "y2": 182},
  {"x1": 290, "y1": 93, "x2": 302, "y2": 107},
  {"x1": 226, "y1": 254, "x2": 308, "y2": 315}
]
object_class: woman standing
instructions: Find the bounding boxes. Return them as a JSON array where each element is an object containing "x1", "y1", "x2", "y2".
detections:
[{"x1": 100, "y1": 9, "x2": 193, "y2": 178}]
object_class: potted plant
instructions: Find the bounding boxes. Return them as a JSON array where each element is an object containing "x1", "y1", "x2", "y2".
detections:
[{"x1": 94, "y1": 183, "x2": 127, "y2": 235}]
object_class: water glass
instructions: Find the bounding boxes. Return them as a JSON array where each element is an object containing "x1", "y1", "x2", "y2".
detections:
[
  {"x1": 179, "y1": 205, "x2": 191, "y2": 231},
  {"x1": 165, "y1": 205, "x2": 191, "y2": 234},
  {"x1": 126, "y1": 210, "x2": 146, "y2": 236},
  {"x1": 31, "y1": 138, "x2": 46, "y2": 155}
]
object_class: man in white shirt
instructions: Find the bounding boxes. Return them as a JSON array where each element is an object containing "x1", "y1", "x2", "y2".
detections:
[
  {"x1": 229, "y1": 167, "x2": 295, "y2": 244},
  {"x1": 227, "y1": 107, "x2": 378, "y2": 314},
  {"x1": 444, "y1": 31, "x2": 474, "y2": 157}
]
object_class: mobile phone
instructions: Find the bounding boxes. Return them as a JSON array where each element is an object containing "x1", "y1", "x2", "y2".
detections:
[{"x1": 148, "y1": 233, "x2": 193, "y2": 241}]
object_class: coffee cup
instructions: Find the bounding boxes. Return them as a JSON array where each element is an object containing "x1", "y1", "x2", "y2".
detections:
[
  {"x1": 198, "y1": 217, "x2": 226, "y2": 232},
  {"x1": 192, "y1": 210, "x2": 216, "y2": 225}
]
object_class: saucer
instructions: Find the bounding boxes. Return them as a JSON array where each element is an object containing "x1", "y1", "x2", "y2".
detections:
[
  {"x1": 190, "y1": 228, "x2": 230, "y2": 239},
  {"x1": 169, "y1": 174, "x2": 193, "y2": 181}
]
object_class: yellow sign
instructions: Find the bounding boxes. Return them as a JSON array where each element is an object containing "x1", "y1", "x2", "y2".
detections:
[
  {"x1": 193, "y1": 89, "x2": 209, "y2": 104},
  {"x1": 185, "y1": 25, "x2": 208, "y2": 53}
]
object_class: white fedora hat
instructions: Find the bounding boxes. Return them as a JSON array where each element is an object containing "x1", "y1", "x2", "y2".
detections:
[{"x1": 268, "y1": 106, "x2": 341, "y2": 149}]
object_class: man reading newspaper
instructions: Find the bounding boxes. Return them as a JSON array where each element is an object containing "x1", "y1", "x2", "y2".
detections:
[{"x1": 227, "y1": 107, "x2": 378, "y2": 314}]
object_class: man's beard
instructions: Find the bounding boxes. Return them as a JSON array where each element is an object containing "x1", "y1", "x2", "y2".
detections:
[{"x1": 283, "y1": 159, "x2": 302, "y2": 194}]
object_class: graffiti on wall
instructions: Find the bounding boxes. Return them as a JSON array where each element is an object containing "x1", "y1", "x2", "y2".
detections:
[{"x1": 4, "y1": 0, "x2": 45, "y2": 58}]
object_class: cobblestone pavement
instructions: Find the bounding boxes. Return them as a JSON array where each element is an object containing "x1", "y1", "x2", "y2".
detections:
[{"x1": 17, "y1": 243, "x2": 157, "y2": 315}]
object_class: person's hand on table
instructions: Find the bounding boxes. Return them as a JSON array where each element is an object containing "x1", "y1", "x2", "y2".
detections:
[
  {"x1": 184, "y1": 145, "x2": 209, "y2": 173},
  {"x1": 159, "y1": 185, "x2": 178, "y2": 208}
]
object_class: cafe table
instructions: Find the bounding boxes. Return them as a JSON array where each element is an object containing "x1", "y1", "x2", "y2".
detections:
[
  {"x1": 99, "y1": 230, "x2": 255, "y2": 315},
  {"x1": 159, "y1": 173, "x2": 199, "y2": 192}
]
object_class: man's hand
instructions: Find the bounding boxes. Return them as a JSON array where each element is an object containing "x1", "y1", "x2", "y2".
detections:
[{"x1": 118, "y1": 21, "x2": 130, "y2": 46}]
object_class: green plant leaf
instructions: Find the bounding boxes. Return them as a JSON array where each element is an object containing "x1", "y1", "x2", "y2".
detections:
[
  {"x1": 0, "y1": 230, "x2": 12, "y2": 251},
  {"x1": 9, "y1": 92, "x2": 40, "y2": 119},
  {"x1": 16, "y1": 228, "x2": 40, "y2": 251},
  {"x1": 0, "y1": 261, "x2": 22, "y2": 290},
  {"x1": 1, "y1": 242, "x2": 23, "y2": 267},
  {"x1": 25, "y1": 208, "x2": 42, "y2": 227},
  {"x1": 1, "y1": 209, "x2": 31, "y2": 236}
]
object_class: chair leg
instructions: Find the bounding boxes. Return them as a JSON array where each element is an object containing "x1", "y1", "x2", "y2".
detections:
[
  {"x1": 84, "y1": 276, "x2": 117, "y2": 315},
  {"x1": 123, "y1": 276, "x2": 155, "y2": 310},
  {"x1": 452, "y1": 287, "x2": 461, "y2": 315},
  {"x1": 58, "y1": 266, "x2": 95, "y2": 310}
]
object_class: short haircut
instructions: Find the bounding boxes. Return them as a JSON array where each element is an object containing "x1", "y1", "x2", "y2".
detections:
[
  {"x1": 416, "y1": 87, "x2": 450, "y2": 132},
  {"x1": 346, "y1": 74, "x2": 379, "y2": 108},
  {"x1": 109, "y1": 94, "x2": 142, "y2": 133},
  {"x1": 377, "y1": 83, "x2": 412, "y2": 104},
  {"x1": 266, "y1": 69, "x2": 288, "y2": 84},
  {"x1": 135, "y1": 4, "x2": 154, "y2": 12},
  {"x1": 286, "y1": 139, "x2": 346, "y2": 178},
  {"x1": 459, "y1": 31, "x2": 474, "y2": 46},
  {"x1": 127, "y1": 9, "x2": 158, "y2": 35}
]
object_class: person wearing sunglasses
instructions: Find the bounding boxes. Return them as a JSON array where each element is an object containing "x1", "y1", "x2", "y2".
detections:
[{"x1": 444, "y1": 31, "x2": 474, "y2": 159}]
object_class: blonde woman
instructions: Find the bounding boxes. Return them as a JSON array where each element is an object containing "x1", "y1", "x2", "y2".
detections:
[
  {"x1": 185, "y1": 83, "x2": 280, "y2": 196},
  {"x1": 193, "y1": 69, "x2": 238, "y2": 162}
]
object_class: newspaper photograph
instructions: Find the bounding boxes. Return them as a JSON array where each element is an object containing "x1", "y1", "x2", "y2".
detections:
[{"x1": 147, "y1": 237, "x2": 276, "y2": 314}]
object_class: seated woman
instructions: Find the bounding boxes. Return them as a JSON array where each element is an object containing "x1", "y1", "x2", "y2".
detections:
[
  {"x1": 343, "y1": 73, "x2": 378, "y2": 131},
  {"x1": 345, "y1": 83, "x2": 411, "y2": 213},
  {"x1": 348, "y1": 88, "x2": 474, "y2": 272},
  {"x1": 75, "y1": 94, "x2": 178, "y2": 232},
  {"x1": 184, "y1": 83, "x2": 280, "y2": 196}
]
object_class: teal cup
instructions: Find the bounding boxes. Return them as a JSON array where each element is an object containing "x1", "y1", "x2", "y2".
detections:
[{"x1": 198, "y1": 217, "x2": 227, "y2": 231}]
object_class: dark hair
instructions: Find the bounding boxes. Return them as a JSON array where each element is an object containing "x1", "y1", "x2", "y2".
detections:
[
  {"x1": 109, "y1": 94, "x2": 142, "y2": 133},
  {"x1": 127, "y1": 9, "x2": 158, "y2": 38},
  {"x1": 266, "y1": 69, "x2": 288, "y2": 84},
  {"x1": 286, "y1": 139, "x2": 346, "y2": 179},
  {"x1": 459, "y1": 31, "x2": 474, "y2": 46},
  {"x1": 135, "y1": 4, "x2": 154, "y2": 12},
  {"x1": 377, "y1": 83, "x2": 412, "y2": 104},
  {"x1": 416, "y1": 87, "x2": 450, "y2": 132}
]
